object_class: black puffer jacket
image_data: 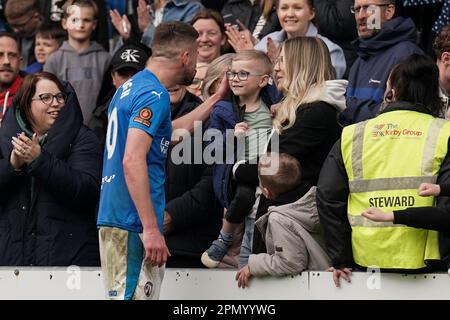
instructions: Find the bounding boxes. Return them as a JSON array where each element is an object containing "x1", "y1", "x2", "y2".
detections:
[
  {"x1": 221, "y1": 0, "x2": 281, "y2": 40},
  {"x1": 0, "y1": 82, "x2": 101, "y2": 266},
  {"x1": 165, "y1": 91, "x2": 223, "y2": 267},
  {"x1": 235, "y1": 101, "x2": 342, "y2": 254}
]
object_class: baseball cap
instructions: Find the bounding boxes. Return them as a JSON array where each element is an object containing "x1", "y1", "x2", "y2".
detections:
[{"x1": 111, "y1": 43, "x2": 151, "y2": 73}]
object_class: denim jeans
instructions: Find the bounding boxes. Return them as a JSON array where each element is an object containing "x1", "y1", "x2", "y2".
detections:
[
  {"x1": 238, "y1": 214, "x2": 255, "y2": 268},
  {"x1": 238, "y1": 189, "x2": 261, "y2": 268}
]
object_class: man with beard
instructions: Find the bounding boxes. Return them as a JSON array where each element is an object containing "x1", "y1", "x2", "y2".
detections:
[
  {"x1": 0, "y1": 32, "x2": 24, "y2": 124},
  {"x1": 96, "y1": 21, "x2": 199, "y2": 300},
  {"x1": 340, "y1": 0, "x2": 423, "y2": 125}
]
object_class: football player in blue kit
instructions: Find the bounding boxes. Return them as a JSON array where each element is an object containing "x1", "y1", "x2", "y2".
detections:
[{"x1": 97, "y1": 21, "x2": 199, "y2": 300}]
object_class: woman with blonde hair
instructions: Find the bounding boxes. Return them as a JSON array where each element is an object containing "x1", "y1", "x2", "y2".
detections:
[
  {"x1": 234, "y1": 36, "x2": 347, "y2": 255},
  {"x1": 202, "y1": 53, "x2": 235, "y2": 100}
]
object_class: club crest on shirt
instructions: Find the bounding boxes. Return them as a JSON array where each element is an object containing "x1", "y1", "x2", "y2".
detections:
[
  {"x1": 144, "y1": 281, "x2": 153, "y2": 297},
  {"x1": 133, "y1": 108, "x2": 153, "y2": 127}
]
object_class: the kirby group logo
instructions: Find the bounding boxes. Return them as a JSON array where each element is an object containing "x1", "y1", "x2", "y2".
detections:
[
  {"x1": 372, "y1": 123, "x2": 386, "y2": 138},
  {"x1": 371, "y1": 123, "x2": 422, "y2": 139}
]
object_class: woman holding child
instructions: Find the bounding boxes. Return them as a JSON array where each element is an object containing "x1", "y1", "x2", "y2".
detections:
[
  {"x1": 235, "y1": 36, "x2": 347, "y2": 256},
  {"x1": 231, "y1": 37, "x2": 347, "y2": 285}
]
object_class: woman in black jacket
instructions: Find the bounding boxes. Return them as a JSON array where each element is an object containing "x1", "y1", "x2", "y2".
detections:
[
  {"x1": 0, "y1": 72, "x2": 101, "y2": 266},
  {"x1": 235, "y1": 37, "x2": 346, "y2": 255}
]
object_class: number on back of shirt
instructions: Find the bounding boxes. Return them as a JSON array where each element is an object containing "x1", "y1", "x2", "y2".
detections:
[{"x1": 106, "y1": 107, "x2": 118, "y2": 160}]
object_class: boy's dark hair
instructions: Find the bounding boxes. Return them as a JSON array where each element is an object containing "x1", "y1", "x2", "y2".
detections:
[
  {"x1": 259, "y1": 152, "x2": 302, "y2": 198},
  {"x1": 62, "y1": 0, "x2": 99, "y2": 20},
  {"x1": 36, "y1": 23, "x2": 67, "y2": 47},
  {"x1": 433, "y1": 24, "x2": 450, "y2": 59},
  {"x1": 0, "y1": 31, "x2": 21, "y2": 53},
  {"x1": 152, "y1": 21, "x2": 198, "y2": 59}
]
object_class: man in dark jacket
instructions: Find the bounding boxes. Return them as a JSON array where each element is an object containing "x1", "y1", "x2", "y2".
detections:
[
  {"x1": 340, "y1": 0, "x2": 423, "y2": 125},
  {"x1": 164, "y1": 85, "x2": 223, "y2": 267}
]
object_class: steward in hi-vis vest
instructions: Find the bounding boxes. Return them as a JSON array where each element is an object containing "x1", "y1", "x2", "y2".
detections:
[{"x1": 317, "y1": 102, "x2": 450, "y2": 272}]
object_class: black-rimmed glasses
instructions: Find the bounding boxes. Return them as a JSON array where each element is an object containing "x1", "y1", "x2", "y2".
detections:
[
  {"x1": 350, "y1": 3, "x2": 391, "y2": 14},
  {"x1": 225, "y1": 71, "x2": 266, "y2": 81},
  {"x1": 32, "y1": 93, "x2": 67, "y2": 105}
]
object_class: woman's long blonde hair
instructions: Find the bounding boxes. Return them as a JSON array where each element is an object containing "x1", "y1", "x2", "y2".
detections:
[{"x1": 273, "y1": 37, "x2": 335, "y2": 132}]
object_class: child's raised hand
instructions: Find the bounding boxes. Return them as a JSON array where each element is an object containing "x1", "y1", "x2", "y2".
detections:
[
  {"x1": 418, "y1": 183, "x2": 440, "y2": 197},
  {"x1": 234, "y1": 122, "x2": 248, "y2": 137}
]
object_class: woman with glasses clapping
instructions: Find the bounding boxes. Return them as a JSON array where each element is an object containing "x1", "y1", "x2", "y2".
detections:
[{"x1": 0, "y1": 72, "x2": 101, "y2": 266}]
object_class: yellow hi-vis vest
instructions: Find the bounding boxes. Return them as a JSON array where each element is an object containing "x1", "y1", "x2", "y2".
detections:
[{"x1": 341, "y1": 110, "x2": 450, "y2": 269}]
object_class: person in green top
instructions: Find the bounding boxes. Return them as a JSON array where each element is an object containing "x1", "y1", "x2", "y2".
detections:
[{"x1": 202, "y1": 50, "x2": 274, "y2": 268}]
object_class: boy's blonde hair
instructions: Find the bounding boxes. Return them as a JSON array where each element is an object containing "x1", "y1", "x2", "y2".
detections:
[
  {"x1": 231, "y1": 50, "x2": 272, "y2": 76},
  {"x1": 63, "y1": 0, "x2": 98, "y2": 20}
]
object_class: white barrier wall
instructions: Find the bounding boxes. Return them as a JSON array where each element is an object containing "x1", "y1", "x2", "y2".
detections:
[{"x1": 0, "y1": 268, "x2": 449, "y2": 300}]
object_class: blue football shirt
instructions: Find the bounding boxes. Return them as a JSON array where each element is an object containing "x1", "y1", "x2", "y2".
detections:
[{"x1": 97, "y1": 69, "x2": 172, "y2": 233}]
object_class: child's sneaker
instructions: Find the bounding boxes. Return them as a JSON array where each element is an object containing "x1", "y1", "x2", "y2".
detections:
[{"x1": 201, "y1": 238, "x2": 230, "y2": 268}]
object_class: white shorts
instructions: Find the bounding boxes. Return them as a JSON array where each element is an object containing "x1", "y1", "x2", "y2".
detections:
[{"x1": 99, "y1": 226, "x2": 165, "y2": 300}]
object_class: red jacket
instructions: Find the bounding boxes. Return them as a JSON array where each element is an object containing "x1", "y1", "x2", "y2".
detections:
[{"x1": 0, "y1": 75, "x2": 23, "y2": 122}]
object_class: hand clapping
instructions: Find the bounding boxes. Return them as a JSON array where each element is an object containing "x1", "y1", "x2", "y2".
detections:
[{"x1": 10, "y1": 133, "x2": 41, "y2": 168}]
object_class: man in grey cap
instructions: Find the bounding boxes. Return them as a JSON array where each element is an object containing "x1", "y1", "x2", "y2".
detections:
[{"x1": 89, "y1": 43, "x2": 151, "y2": 147}]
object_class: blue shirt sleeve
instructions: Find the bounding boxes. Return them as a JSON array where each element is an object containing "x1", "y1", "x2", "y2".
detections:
[{"x1": 128, "y1": 87, "x2": 170, "y2": 137}]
